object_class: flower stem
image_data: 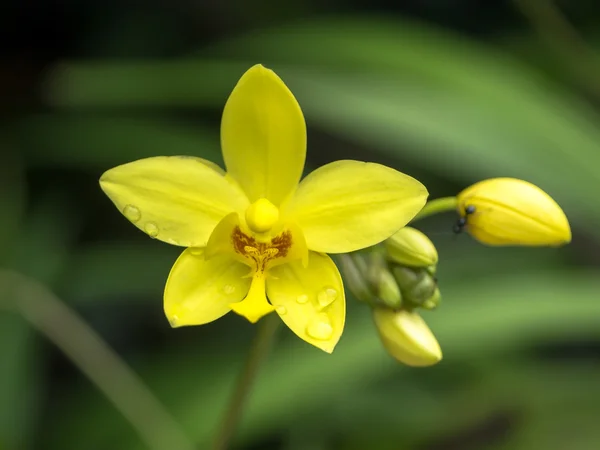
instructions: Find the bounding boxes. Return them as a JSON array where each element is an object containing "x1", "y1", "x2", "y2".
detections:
[
  {"x1": 0, "y1": 270, "x2": 194, "y2": 450},
  {"x1": 411, "y1": 196, "x2": 458, "y2": 223},
  {"x1": 211, "y1": 313, "x2": 281, "y2": 450}
]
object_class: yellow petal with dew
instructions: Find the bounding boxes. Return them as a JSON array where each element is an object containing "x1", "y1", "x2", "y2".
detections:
[
  {"x1": 100, "y1": 156, "x2": 249, "y2": 247},
  {"x1": 266, "y1": 252, "x2": 345, "y2": 353},
  {"x1": 164, "y1": 248, "x2": 252, "y2": 327},
  {"x1": 221, "y1": 64, "x2": 306, "y2": 206},
  {"x1": 372, "y1": 308, "x2": 442, "y2": 367},
  {"x1": 286, "y1": 160, "x2": 428, "y2": 253},
  {"x1": 457, "y1": 178, "x2": 571, "y2": 246},
  {"x1": 230, "y1": 274, "x2": 275, "y2": 323}
]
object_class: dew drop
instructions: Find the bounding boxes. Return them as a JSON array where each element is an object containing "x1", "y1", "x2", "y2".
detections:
[
  {"x1": 123, "y1": 204, "x2": 141, "y2": 223},
  {"x1": 296, "y1": 294, "x2": 309, "y2": 304},
  {"x1": 167, "y1": 237, "x2": 179, "y2": 246},
  {"x1": 169, "y1": 314, "x2": 180, "y2": 327},
  {"x1": 190, "y1": 248, "x2": 203, "y2": 256},
  {"x1": 306, "y1": 313, "x2": 333, "y2": 340},
  {"x1": 275, "y1": 305, "x2": 287, "y2": 315},
  {"x1": 317, "y1": 287, "x2": 338, "y2": 308},
  {"x1": 223, "y1": 284, "x2": 236, "y2": 295},
  {"x1": 145, "y1": 222, "x2": 159, "y2": 238}
]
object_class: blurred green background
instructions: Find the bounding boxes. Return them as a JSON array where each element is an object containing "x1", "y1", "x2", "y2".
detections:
[{"x1": 2, "y1": 0, "x2": 600, "y2": 449}]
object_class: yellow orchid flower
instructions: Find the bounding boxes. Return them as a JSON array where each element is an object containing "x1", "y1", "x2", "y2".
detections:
[{"x1": 99, "y1": 64, "x2": 428, "y2": 352}]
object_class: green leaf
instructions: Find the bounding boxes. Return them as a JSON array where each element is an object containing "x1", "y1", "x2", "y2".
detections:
[
  {"x1": 0, "y1": 144, "x2": 26, "y2": 264},
  {"x1": 45, "y1": 268, "x2": 600, "y2": 449},
  {"x1": 17, "y1": 115, "x2": 222, "y2": 169},
  {"x1": 39, "y1": 17, "x2": 600, "y2": 235},
  {"x1": 0, "y1": 192, "x2": 82, "y2": 449},
  {"x1": 59, "y1": 242, "x2": 178, "y2": 304},
  {"x1": 0, "y1": 315, "x2": 40, "y2": 450},
  {"x1": 43, "y1": 61, "x2": 246, "y2": 109}
]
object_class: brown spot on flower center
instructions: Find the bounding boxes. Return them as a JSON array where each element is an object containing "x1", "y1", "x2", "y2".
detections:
[{"x1": 232, "y1": 226, "x2": 292, "y2": 272}]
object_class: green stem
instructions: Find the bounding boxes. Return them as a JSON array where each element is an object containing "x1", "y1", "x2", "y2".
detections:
[
  {"x1": 211, "y1": 314, "x2": 281, "y2": 450},
  {"x1": 0, "y1": 270, "x2": 194, "y2": 450},
  {"x1": 411, "y1": 196, "x2": 458, "y2": 223}
]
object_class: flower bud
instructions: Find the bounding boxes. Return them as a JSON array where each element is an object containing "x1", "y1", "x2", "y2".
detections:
[
  {"x1": 338, "y1": 253, "x2": 376, "y2": 304},
  {"x1": 407, "y1": 275, "x2": 437, "y2": 306},
  {"x1": 373, "y1": 308, "x2": 442, "y2": 367},
  {"x1": 385, "y1": 227, "x2": 438, "y2": 268},
  {"x1": 457, "y1": 178, "x2": 571, "y2": 247},
  {"x1": 391, "y1": 266, "x2": 437, "y2": 308},
  {"x1": 375, "y1": 268, "x2": 403, "y2": 309},
  {"x1": 365, "y1": 252, "x2": 402, "y2": 309},
  {"x1": 421, "y1": 287, "x2": 441, "y2": 310},
  {"x1": 390, "y1": 265, "x2": 420, "y2": 288}
]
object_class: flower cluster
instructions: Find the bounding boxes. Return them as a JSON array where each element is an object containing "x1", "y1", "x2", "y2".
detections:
[
  {"x1": 341, "y1": 178, "x2": 571, "y2": 367},
  {"x1": 100, "y1": 64, "x2": 572, "y2": 364}
]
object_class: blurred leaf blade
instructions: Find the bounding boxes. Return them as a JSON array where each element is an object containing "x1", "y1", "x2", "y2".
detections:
[
  {"x1": 60, "y1": 242, "x2": 177, "y2": 304},
  {"x1": 0, "y1": 144, "x2": 26, "y2": 264},
  {"x1": 43, "y1": 61, "x2": 246, "y2": 109},
  {"x1": 38, "y1": 17, "x2": 600, "y2": 236},
  {"x1": 1, "y1": 191, "x2": 83, "y2": 449},
  {"x1": 45, "y1": 269, "x2": 600, "y2": 449},
  {"x1": 18, "y1": 115, "x2": 222, "y2": 169}
]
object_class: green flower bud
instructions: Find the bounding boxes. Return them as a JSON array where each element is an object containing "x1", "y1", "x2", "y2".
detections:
[
  {"x1": 362, "y1": 252, "x2": 402, "y2": 309},
  {"x1": 385, "y1": 227, "x2": 438, "y2": 268},
  {"x1": 391, "y1": 266, "x2": 437, "y2": 308},
  {"x1": 338, "y1": 253, "x2": 376, "y2": 304},
  {"x1": 425, "y1": 265, "x2": 437, "y2": 276},
  {"x1": 406, "y1": 274, "x2": 437, "y2": 306},
  {"x1": 390, "y1": 265, "x2": 421, "y2": 289},
  {"x1": 421, "y1": 288, "x2": 441, "y2": 310},
  {"x1": 373, "y1": 308, "x2": 442, "y2": 367},
  {"x1": 375, "y1": 268, "x2": 403, "y2": 309}
]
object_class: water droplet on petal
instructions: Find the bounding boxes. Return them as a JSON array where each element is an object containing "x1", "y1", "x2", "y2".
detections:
[
  {"x1": 317, "y1": 286, "x2": 338, "y2": 308},
  {"x1": 296, "y1": 294, "x2": 309, "y2": 304},
  {"x1": 123, "y1": 204, "x2": 141, "y2": 223},
  {"x1": 223, "y1": 285, "x2": 236, "y2": 295},
  {"x1": 306, "y1": 313, "x2": 333, "y2": 340},
  {"x1": 167, "y1": 237, "x2": 179, "y2": 246},
  {"x1": 276, "y1": 305, "x2": 287, "y2": 315},
  {"x1": 145, "y1": 222, "x2": 159, "y2": 238},
  {"x1": 190, "y1": 248, "x2": 203, "y2": 256},
  {"x1": 169, "y1": 314, "x2": 180, "y2": 327}
]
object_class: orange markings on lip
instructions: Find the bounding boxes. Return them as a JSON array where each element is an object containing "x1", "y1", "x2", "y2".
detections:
[{"x1": 232, "y1": 226, "x2": 292, "y2": 271}]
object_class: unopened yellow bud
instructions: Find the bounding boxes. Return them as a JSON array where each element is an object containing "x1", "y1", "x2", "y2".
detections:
[
  {"x1": 456, "y1": 178, "x2": 571, "y2": 247},
  {"x1": 373, "y1": 308, "x2": 442, "y2": 367},
  {"x1": 385, "y1": 227, "x2": 438, "y2": 268}
]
